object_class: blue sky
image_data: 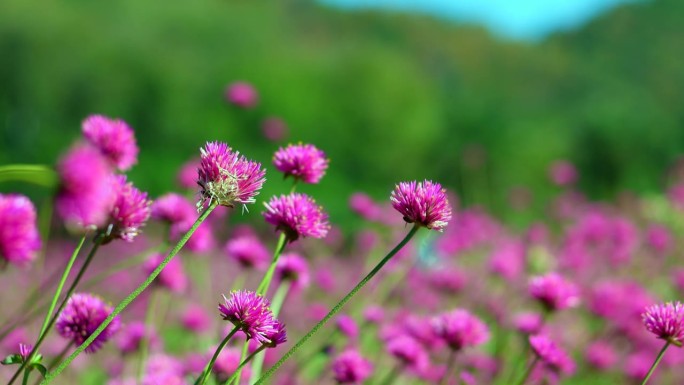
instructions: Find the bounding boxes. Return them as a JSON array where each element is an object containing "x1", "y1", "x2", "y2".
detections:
[{"x1": 320, "y1": 0, "x2": 641, "y2": 40}]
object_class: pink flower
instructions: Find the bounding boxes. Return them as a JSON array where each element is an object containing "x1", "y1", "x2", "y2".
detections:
[
  {"x1": 273, "y1": 143, "x2": 329, "y2": 184},
  {"x1": 391, "y1": 180, "x2": 452, "y2": 231},
  {"x1": 0, "y1": 194, "x2": 41, "y2": 266},
  {"x1": 549, "y1": 160, "x2": 577, "y2": 186},
  {"x1": 642, "y1": 302, "x2": 684, "y2": 346},
  {"x1": 431, "y1": 309, "x2": 489, "y2": 351},
  {"x1": 262, "y1": 117, "x2": 288, "y2": 141},
  {"x1": 263, "y1": 193, "x2": 330, "y2": 242},
  {"x1": 529, "y1": 334, "x2": 575, "y2": 375},
  {"x1": 529, "y1": 273, "x2": 580, "y2": 312},
  {"x1": 225, "y1": 81, "x2": 258, "y2": 108},
  {"x1": 82, "y1": 114, "x2": 138, "y2": 171},
  {"x1": 331, "y1": 349, "x2": 373, "y2": 384},
  {"x1": 107, "y1": 175, "x2": 152, "y2": 242},
  {"x1": 144, "y1": 253, "x2": 188, "y2": 294}
]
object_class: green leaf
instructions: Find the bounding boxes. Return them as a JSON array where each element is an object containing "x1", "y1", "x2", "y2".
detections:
[
  {"x1": 1, "y1": 354, "x2": 22, "y2": 365},
  {"x1": 32, "y1": 363, "x2": 48, "y2": 378},
  {"x1": 0, "y1": 164, "x2": 57, "y2": 187}
]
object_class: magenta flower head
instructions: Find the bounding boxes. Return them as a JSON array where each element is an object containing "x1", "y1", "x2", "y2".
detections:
[
  {"x1": 390, "y1": 180, "x2": 452, "y2": 231},
  {"x1": 528, "y1": 272, "x2": 580, "y2": 312},
  {"x1": 224, "y1": 235, "x2": 270, "y2": 270},
  {"x1": 262, "y1": 117, "x2": 288, "y2": 142},
  {"x1": 549, "y1": 160, "x2": 577, "y2": 186},
  {"x1": 105, "y1": 175, "x2": 152, "y2": 242},
  {"x1": 386, "y1": 335, "x2": 429, "y2": 371},
  {"x1": 151, "y1": 193, "x2": 195, "y2": 224},
  {"x1": 331, "y1": 349, "x2": 373, "y2": 384},
  {"x1": 144, "y1": 253, "x2": 188, "y2": 294},
  {"x1": 529, "y1": 334, "x2": 575, "y2": 375},
  {"x1": 431, "y1": 309, "x2": 489, "y2": 351},
  {"x1": 276, "y1": 252, "x2": 310, "y2": 290},
  {"x1": 56, "y1": 293, "x2": 121, "y2": 353},
  {"x1": 273, "y1": 143, "x2": 329, "y2": 184},
  {"x1": 263, "y1": 193, "x2": 330, "y2": 242},
  {"x1": 82, "y1": 114, "x2": 139, "y2": 171},
  {"x1": 336, "y1": 315, "x2": 359, "y2": 339},
  {"x1": 56, "y1": 144, "x2": 116, "y2": 230},
  {"x1": 0, "y1": 194, "x2": 41, "y2": 267},
  {"x1": 642, "y1": 301, "x2": 684, "y2": 347},
  {"x1": 225, "y1": 81, "x2": 258, "y2": 108},
  {"x1": 218, "y1": 290, "x2": 282, "y2": 345},
  {"x1": 177, "y1": 158, "x2": 200, "y2": 190},
  {"x1": 197, "y1": 142, "x2": 266, "y2": 209}
]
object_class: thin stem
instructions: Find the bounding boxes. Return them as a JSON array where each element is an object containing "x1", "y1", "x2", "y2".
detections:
[
  {"x1": 195, "y1": 326, "x2": 240, "y2": 385},
  {"x1": 9, "y1": 236, "x2": 103, "y2": 385},
  {"x1": 137, "y1": 289, "x2": 159, "y2": 383},
  {"x1": 256, "y1": 232, "x2": 288, "y2": 296},
  {"x1": 514, "y1": 357, "x2": 539, "y2": 385},
  {"x1": 440, "y1": 349, "x2": 458, "y2": 385},
  {"x1": 21, "y1": 369, "x2": 30, "y2": 385},
  {"x1": 31, "y1": 342, "x2": 73, "y2": 385},
  {"x1": 43, "y1": 202, "x2": 217, "y2": 384},
  {"x1": 39, "y1": 234, "x2": 88, "y2": 336},
  {"x1": 225, "y1": 346, "x2": 267, "y2": 385},
  {"x1": 231, "y1": 338, "x2": 250, "y2": 385},
  {"x1": 248, "y1": 281, "x2": 291, "y2": 384},
  {"x1": 253, "y1": 224, "x2": 420, "y2": 385},
  {"x1": 640, "y1": 341, "x2": 671, "y2": 385}
]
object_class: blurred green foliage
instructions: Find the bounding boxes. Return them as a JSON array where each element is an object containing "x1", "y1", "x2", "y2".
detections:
[{"x1": 0, "y1": 0, "x2": 682, "y2": 228}]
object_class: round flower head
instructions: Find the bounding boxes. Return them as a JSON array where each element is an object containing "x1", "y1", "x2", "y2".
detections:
[
  {"x1": 549, "y1": 160, "x2": 577, "y2": 186},
  {"x1": 197, "y1": 142, "x2": 266, "y2": 209},
  {"x1": 225, "y1": 81, "x2": 258, "y2": 108},
  {"x1": 336, "y1": 315, "x2": 359, "y2": 339},
  {"x1": 0, "y1": 194, "x2": 41, "y2": 266},
  {"x1": 431, "y1": 309, "x2": 489, "y2": 351},
  {"x1": 144, "y1": 253, "x2": 188, "y2": 294},
  {"x1": 387, "y1": 335, "x2": 429, "y2": 371},
  {"x1": 529, "y1": 272, "x2": 580, "y2": 312},
  {"x1": 82, "y1": 114, "x2": 139, "y2": 171},
  {"x1": 390, "y1": 180, "x2": 452, "y2": 231},
  {"x1": 273, "y1": 143, "x2": 329, "y2": 184},
  {"x1": 151, "y1": 193, "x2": 195, "y2": 224},
  {"x1": 642, "y1": 301, "x2": 684, "y2": 346},
  {"x1": 276, "y1": 252, "x2": 310, "y2": 289},
  {"x1": 106, "y1": 175, "x2": 152, "y2": 242},
  {"x1": 56, "y1": 293, "x2": 121, "y2": 353},
  {"x1": 331, "y1": 349, "x2": 373, "y2": 384},
  {"x1": 181, "y1": 304, "x2": 212, "y2": 333},
  {"x1": 117, "y1": 321, "x2": 158, "y2": 355},
  {"x1": 262, "y1": 319, "x2": 287, "y2": 348},
  {"x1": 585, "y1": 341, "x2": 617, "y2": 370},
  {"x1": 218, "y1": 290, "x2": 278, "y2": 344},
  {"x1": 263, "y1": 193, "x2": 330, "y2": 242},
  {"x1": 55, "y1": 144, "x2": 116, "y2": 230},
  {"x1": 224, "y1": 235, "x2": 270, "y2": 270},
  {"x1": 529, "y1": 334, "x2": 575, "y2": 375},
  {"x1": 262, "y1": 117, "x2": 288, "y2": 141}
]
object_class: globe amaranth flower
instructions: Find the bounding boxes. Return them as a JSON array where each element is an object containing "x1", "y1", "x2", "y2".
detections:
[
  {"x1": 585, "y1": 341, "x2": 618, "y2": 370},
  {"x1": 55, "y1": 144, "x2": 116, "y2": 230},
  {"x1": 386, "y1": 334, "x2": 430, "y2": 371},
  {"x1": 529, "y1": 334, "x2": 575, "y2": 375},
  {"x1": 529, "y1": 272, "x2": 580, "y2": 312},
  {"x1": 218, "y1": 290, "x2": 286, "y2": 346},
  {"x1": 106, "y1": 175, "x2": 152, "y2": 242},
  {"x1": 116, "y1": 321, "x2": 159, "y2": 355},
  {"x1": 336, "y1": 315, "x2": 359, "y2": 339},
  {"x1": 0, "y1": 194, "x2": 41, "y2": 266},
  {"x1": 82, "y1": 114, "x2": 139, "y2": 171},
  {"x1": 263, "y1": 193, "x2": 330, "y2": 242},
  {"x1": 262, "y1": 117, "x2": 288, "y2": 142},
  {"x1": 197, "y1": 142, "x2": 266, "y2": 209},
  {"x1": 431, "y1": 309, "x2": 489, "y2": 351},
  {"x1": 225, "y1": 81, "x2": 258, "y2": 108},
  {"x1": 151, "y1": 193, "x2": 195, "y2": 224},
  {"x1": 276, "y1": 252, "x2": 310, "y2": 290},
  {"x1": 273, "y1": 143, "x2": 329, "y2": 184},
  {"x1": 331, "y1": 349, "x2": 373, "y2": 384},
  {"x1": 224, "y1": 235, "x2": 270, "y2": 270},
  {"x1": 390, "y1": 180, "x2": 452, "y2": 231},
  {"x1": 56, "y1": 293, "x2": 121, "y2": 353},
  {"x1": 143, "y1": 253, "x2": 188, "y2": 294},
  {"x1": 642, "y1": 301, "x2": 684, "y2": 346}
]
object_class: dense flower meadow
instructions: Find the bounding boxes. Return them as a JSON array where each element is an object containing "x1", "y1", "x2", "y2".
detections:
[{"x1": 1, "y1": 83, "x2": 684, "y2": 385}]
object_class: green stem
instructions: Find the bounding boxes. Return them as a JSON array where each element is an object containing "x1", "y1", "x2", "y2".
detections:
[
  {"x1": 440, "y1": 349, "x2": 458, "y2": 385},
  {"x1": 137, "y1": 289, "x2": 159, "y2": 383},
  {"x1": 248, "y1": 281, "x2": 291, "y2": 384},
  {"x1": 640, "y1": 341, "x2": 671, "y2": 385},
  {"x1": 253, "y1": 224, "x2": 420, "y2": 385},
  {"x1": 21, "y1": 369, "x2": 30, "y2": 385},
  {"x1": 195, "y1": 326, "x2": 240, "y2": 385},
  {"x1": 514, "y1": 357, "x2": 538, "y2": 385},
  {"x1": 39, "y1": 234, "x2": 88, "y2": 336},
  {"x1": 225, "y1": 346, "x2": 267, "y2": 385},
  {"x1": 256, "y1": 232, "x2": 288, "y2": 296},
  {"x1": 232, "y1": 337, "x2": 250, "y2": 385},
  {"x1": 43, "y1": 202, "x2": 217, "y2": 384},
  {"x1": 32, "y1": 342, "x2": 73, "y2": 385},
  {"x1": 9, "y1": 235, "x2": 103, "y2": 385}
]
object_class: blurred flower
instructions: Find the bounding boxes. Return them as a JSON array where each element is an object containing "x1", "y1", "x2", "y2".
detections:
[
  {"x1": 624, "y1": 350, "x2": 653, "y2": 381},
  {"x1": 56, "y1": 293, "x2": 121, "y2": 353},
  {"x1": 349, "y1": 192, "x2": 381, "y2": 221},
  {"x1": 668, "y1": 183, "x2": 684, "y2": 210},
  {"x1": 55, "y1": 144, "x2": 115, "y2": 230},
  {"x1": 224, "y1": 235, "x2": 270, "y2": 270},
  {"x1": 116, "y1": 321, "x2": 158, "y2": 355},
  {"x1": 585, "y1": 341, "x2": 618, "y2": 370},
  {"x1": 646, "y1": 224, "x2": 671, "y2": 255},
  {"x1": 488, "y1": 239, "x2": 525, "y2": 281},
  {"x1": 261, "y1": 117, "x2": 288, "y2": 141},
  {"x1": 143, "y1": 253, "x2": 188, "y2": 294},
  {"x1": 273, "y1": 143, "x2": 329, "y2": 184},
  {"x1": 431, "y1": 309, "x2": 489, "y2": 351},
  {"x1": 151, "y1": 193, "x2": 195, "y2": 224},
  {"x1": 198, "y1": 142, "x2": 266, "y2": 209},
  {"x1": 181, "y1": 304, "x2": 212, "y2": 333},
  {"x1": 276, "y1": 252, "x2": 310, "y2": 289},
  {"x1": 225, "y1": 81, "x2": 258, "y2": 108},
  {"x1": 212, "y1": 346, "x2": 251, "y2": 383},
  {"x1": 331, "y1": 349, "x2": 373, "y2": 384},
  {"x1": 0, "y1": 194, "x2": 41, "y2": 266},
  {"x1": 529, "y1": 334, "x2": 575, "y2": 375},
  {"x1": 263, "y1": 193, "x2": 330, "y2": 242},
  {"x1": 549, "y1": 160, "x2": 577, "y2": 186},
  {"x1": 387, "y1": 334, "x2": 429, "y2": 372},
  {"x1": 218, "y1": 290, "x2": 283, "y2": 345},
  {"x1": 169, "y1": 219, "x2": 214, "y2": 253},
  {"x1": 512, "y1": 312, "x2": 544, "y2": 335},
  {"x1": 336, "y1": 315, "x2": 359, "y2": 340},
  {"x1": 642, "y1": 302, "x2": 684, "y2": 346},
  {"x1": 363, "y1": 305, "x2": 384, "y2": 324},
  {"x1": 529, "y1": 273, "x2": 580, "y2": 312},
  {"x1": 390, "y1": 180, "x2": 452, "y2": 231},
  {"x1": 177, "y1": 158, "x2": 200, "y2": 190},
  {"x1": 81, "y1": 114, "x2": 138, "y2": 171},
  {"x1": 106, "y1": 175, "x2": 152, "y2": 242}
]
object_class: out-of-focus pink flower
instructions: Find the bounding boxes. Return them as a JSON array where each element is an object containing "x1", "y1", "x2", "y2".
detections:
[
  {"x1": 82, "y1": 114, "x2": 139, "y2": 171},
  {"x1": 549, "y1": 160, "x2": 578, "y2": 186},
  {"x1": 144, "y1": 253, "x2": 188, "y2": 294},
  {"x1": 0, "y1": 194, "x2": 41, "y2": 266},
  {"x1": 261, "y1": 117, "x2": 288, "y2": 141},
  {"x1": 529, "y1": 273, "x2": 580, "y2": 312},
  {"x1": 225, "y1": 81, "x2": 258, "y2": 108},
  {"x1": 273, "y1": 143, "x2": 329, "y2": 184}
]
